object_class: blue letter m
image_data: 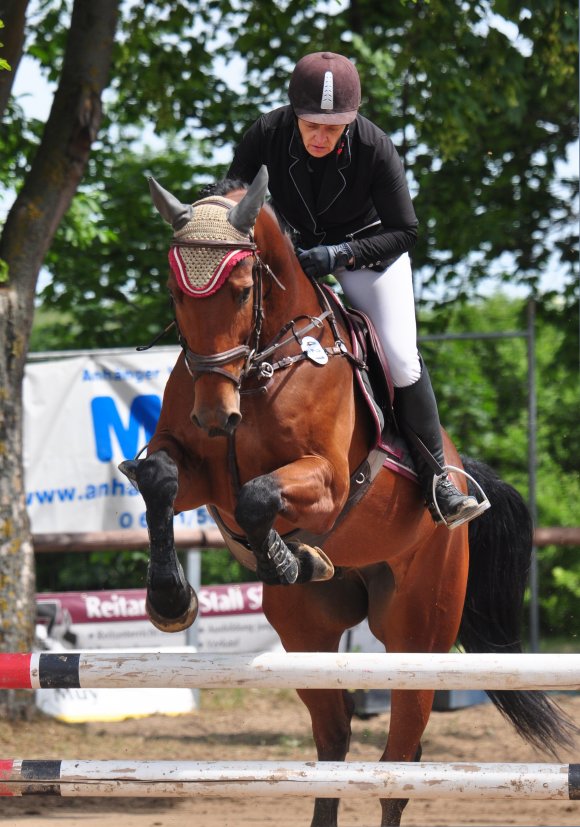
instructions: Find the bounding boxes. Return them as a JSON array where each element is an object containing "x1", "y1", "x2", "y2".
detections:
[{"x1": 91, "y1": 395, "x2": 162, "y2": 462}]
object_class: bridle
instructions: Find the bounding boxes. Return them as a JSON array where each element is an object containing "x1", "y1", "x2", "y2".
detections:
[
  {"x1": 170, "y1": 233, "x2": 267, "y2": 390},
  {"x1": 164, "y1": 206, "x2": 364, "y2": 498},
  {"x1": 169, "y1": 215, "x2": 361, "y2": 392}
]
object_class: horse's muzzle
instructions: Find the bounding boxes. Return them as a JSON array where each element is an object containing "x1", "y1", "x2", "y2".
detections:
[{"x1": 191, "y1": 408, "x2": 242, "y2": 437}]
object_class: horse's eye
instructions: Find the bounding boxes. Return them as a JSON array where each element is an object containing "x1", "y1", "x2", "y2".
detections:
[{"x1": 239, "y1": 286, "x2": 252, "y2": 306}]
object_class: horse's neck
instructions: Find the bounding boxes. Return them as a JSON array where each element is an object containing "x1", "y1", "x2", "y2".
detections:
[
  {"x1": 262, "y1": 255, "x2": 321, "y2": 334},
  {"x1": 255, "y1": 213, "x2": 322, "y2": 334}
]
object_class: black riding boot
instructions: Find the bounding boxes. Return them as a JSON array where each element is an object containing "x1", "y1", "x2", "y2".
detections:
[{"x1": 394, "y1": 361, "x2": 482, "y2": 528}]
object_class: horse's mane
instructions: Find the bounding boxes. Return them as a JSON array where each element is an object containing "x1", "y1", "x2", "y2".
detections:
[{"x1": 198, "y1": 178, "x2": 248, "y2": 199}]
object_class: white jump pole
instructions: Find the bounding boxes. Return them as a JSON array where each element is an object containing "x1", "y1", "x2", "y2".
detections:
[
  {"x1": 2, "y1": 651, "x2": 580, "y2": 691},
  {"x1": 2, "y1": 760, "x2": 577, "y2": 800}
]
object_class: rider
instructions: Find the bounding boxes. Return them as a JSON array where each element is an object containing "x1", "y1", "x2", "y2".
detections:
[{"x1": 227, "y1": 51, "x2": 484, "y2": 528}]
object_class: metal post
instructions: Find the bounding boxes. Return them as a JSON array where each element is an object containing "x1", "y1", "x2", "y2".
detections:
[{"x1": 527, "y1": 299, "x2": 539, "y2": 653}]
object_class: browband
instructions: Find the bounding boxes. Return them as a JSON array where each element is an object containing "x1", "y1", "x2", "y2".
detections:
[{"x1": 170, "y1": 239, "x2": 257, "y2": 250}]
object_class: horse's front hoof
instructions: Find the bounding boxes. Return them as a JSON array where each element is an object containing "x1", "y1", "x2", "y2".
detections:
[
  {"x1": 118, "y1": 459, "x2": 140, "y2": 485},
  {"x1": 290, "y1": 542, "x2": 335, "y2": 583},
  {"x1": 145, "y1": 584, "x2": 199, "y2": 633}
]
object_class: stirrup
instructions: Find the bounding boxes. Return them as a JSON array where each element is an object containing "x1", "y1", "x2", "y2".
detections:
[{"x1": 431, "y1": 465, "x2": 491, "y2": 530}]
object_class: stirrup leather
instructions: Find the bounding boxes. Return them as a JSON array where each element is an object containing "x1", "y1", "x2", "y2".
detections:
[{"x1": 431, "y1": 465, "x2": 491, "y2": 530}]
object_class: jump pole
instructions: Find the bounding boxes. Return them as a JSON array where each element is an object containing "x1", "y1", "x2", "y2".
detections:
[
  {"x1": 2, "y1": 651, "x2": 580, "y2": 691},
  {"x1": 1, "y1": 760, "x2": 578, "y2": 800}
]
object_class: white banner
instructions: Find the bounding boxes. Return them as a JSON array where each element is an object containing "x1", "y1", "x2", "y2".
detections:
[
  {"x1": 35, "y1": 583, "x2": 282, "y2": 654},
  {"x1": 24, "y1": 348, "x2": 214, "y2": 534}
]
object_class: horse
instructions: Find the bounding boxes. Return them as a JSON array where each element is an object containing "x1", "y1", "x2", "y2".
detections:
[{"x1": 120, "y1": 167, "x2": 576, "y2": 827}]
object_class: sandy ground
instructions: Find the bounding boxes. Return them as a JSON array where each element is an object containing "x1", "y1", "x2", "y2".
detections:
[{"x1": 1, "y1": 689, "x2": 578, "y2": 827}]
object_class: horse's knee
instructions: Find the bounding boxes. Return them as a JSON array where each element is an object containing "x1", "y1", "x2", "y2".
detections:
[
  {"x1": 235, "y1": 477, "x2": 294, "y2": 583},
  {"x1": 135, "y1": 451, "x2": 179, "y2": 506},
  {"x1": 235, "y1": 474, "x2": 282, "y2": 534}
]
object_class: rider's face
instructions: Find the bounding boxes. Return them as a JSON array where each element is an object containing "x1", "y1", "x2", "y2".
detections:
[{"x1": 297, "y1": 118, "x2": 347, "y2": 158}]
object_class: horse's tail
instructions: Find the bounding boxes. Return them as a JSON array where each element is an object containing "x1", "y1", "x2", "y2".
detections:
[{"x1": 458, "y1": 456, "x2": 578, "y2": 758}]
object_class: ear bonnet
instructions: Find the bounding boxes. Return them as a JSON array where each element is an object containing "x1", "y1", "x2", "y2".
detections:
[
  {"x1": 148, "y1": 167, "x2": 269, "y2": 298},
  {"x1": 169, "y1": 197, "x2": 254, "y2": 297}
]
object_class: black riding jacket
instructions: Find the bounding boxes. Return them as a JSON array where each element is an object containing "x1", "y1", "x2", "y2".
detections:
[{"x1": 227, "y1": 106, "x2": 418, "y2": 269}]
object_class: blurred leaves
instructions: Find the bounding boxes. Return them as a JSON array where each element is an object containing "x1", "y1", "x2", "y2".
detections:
[{"x1": 0, "y1": 18, "x2": 11, "y2": 71}]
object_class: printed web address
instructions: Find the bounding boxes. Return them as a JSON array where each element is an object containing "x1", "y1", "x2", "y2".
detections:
[
  {"x1": 25, "y1": 482, "x2": 214, "y2": 531},
  {"x1": 26, "y1": 479, "x2": 139, "y2": 506}
]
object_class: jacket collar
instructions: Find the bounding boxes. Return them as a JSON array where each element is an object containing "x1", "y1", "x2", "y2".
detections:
[{"x1": 288, "y1": 122, "x2": 352, "y2": 225}]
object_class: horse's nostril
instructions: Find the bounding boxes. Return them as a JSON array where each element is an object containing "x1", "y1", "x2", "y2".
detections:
[
  {"x1": 226, "y1": 412, "x2": 242, "y2": 433},
  {"x1": 190, "y1": 409, "x2": 241, "y2": 435}
]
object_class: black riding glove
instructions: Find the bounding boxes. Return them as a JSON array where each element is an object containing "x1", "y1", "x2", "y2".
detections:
[{"x1": 297, "y1": 243, "x2": 353, "y2": 278}]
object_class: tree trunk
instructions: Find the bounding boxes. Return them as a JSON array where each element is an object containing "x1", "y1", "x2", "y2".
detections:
[
  {"x1": 0, "y1": 0, "x2": 30, "y2": 119},
  {"x1": 0, "y1": 285, "x2": 35, "y2": 717},
  {"x1": 0, "y1": 0, "x2": 119, "y2": 718}
]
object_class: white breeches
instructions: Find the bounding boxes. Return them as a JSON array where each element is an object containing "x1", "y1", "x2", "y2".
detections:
[{"x1": 334, "y1": 253, "x2": 421, "y2": 388}]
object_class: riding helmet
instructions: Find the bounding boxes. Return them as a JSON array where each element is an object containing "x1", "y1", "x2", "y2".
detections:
[{"x1": 288, "y1": 51, "x2": 361, "y2": 125}]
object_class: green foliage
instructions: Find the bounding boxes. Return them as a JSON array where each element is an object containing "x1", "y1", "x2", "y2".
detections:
[
  {"x1": 35, "y1": 546, "x2": 254, "y2": 591},
  {"x1": 36, "y1": 146, "x2": 225, "y2": 349},
  {"x1": 36, "y1": 549, "x2": 150, "y2": 592},
  {"x1": 5, "y1": 0, "x2": 576, "y2": 318},
  {"x1": 202, "y1": 548, "x2": 256, "y2": 586},
  {"x1": 349, "y1": 1, "x2": 577, "y2": 304},
  {"x1": 420, "y1": 293, "x2": 579, "y2": 638},
  {"x1": 539, "y1": 546, "x2": 580, "y2": 641},
  {"x1": 0, "y1": 19, "x2": 10, "y2": 72}
]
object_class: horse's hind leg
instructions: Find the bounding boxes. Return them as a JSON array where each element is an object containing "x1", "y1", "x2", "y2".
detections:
[
  {"x1": 378, "y1": 689, "x2": 430, "y2": 826},
  {"x1": 299, "y1": 687, "x2": 355, "y2": 827},
  {"x1": 262, "y1": 576, "x2": 368, "y2": 827},
  {"x1": 366, "y1": 532, "x2": 469, "y2": 827},
  {"x1": 119, "y1": 450, "x2": 198, "y2": 632}
]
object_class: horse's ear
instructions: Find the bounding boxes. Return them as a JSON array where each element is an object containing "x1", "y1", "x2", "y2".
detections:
[
  {"x1": 227, "y1": 165, "x2": 269, "y2": 236},
  {"x1": 148, "y1": 177, "x2": 194, "y2": 231}
]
